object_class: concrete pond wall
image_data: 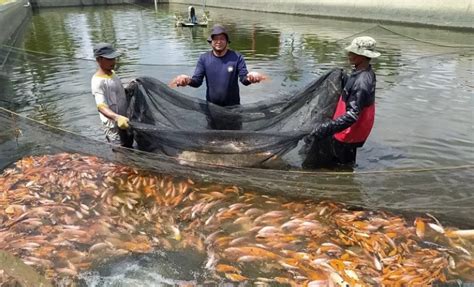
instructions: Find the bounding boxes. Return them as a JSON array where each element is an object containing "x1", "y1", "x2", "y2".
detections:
[
  {"x1": 29, "y1": 0, "x2": 145, "y2": 8},
  {"x1": 0, "y1": 0, "x2": 472, "y2": 47},
  {"x1": 0, "y1": 0, "x2": 31, "y2": 46},
  {"x1": 166, "y1": 0, "x2": 473, "y2": 29}
]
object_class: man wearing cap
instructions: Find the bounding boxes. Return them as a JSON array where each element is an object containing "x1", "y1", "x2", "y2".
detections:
[
  {"x1": 91, "y1": 43, "x2": 133, "y2": 147},
  {"x1": 303, "y1": 36, "x2": 380, "y2": 168},
  {"x1": 172, "y1": 24, "x2": 264, "y2": 112}
]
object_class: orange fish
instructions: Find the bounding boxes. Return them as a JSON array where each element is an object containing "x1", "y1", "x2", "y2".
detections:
[{"x1": 215, "y1": 264, "x2": 241, "y2": 274}]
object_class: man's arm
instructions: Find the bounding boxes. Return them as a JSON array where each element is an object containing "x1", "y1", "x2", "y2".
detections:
[
  {"x1": 92, "y1": 81, "x2": 129, "y2": 129},
  {"x1": 172, "y1": 55, "x2": 205, "y2": 87},
  {"x1": 237, "y1": 54, "x2": 265, "y2": 85},
  {"x1": 189, "y1": 55, "x2": 206, "y2": 87},
  {"x1": 310, "y1": 86, "x2": 368, "y2": 139},
  {"x1": 96, "y1": 103, "x2": 122, "y2": 122},
  {"x1": 237, "y1": 54, "x2": 251, "y2": 86}
]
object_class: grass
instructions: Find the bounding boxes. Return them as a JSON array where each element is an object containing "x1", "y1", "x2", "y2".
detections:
[{"x1": 0, "y1": 0, "x2": 15, "y2": 4}]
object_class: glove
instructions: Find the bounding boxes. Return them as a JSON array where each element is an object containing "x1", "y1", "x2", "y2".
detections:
[
  {"x1": 303, "y1": 134, "x2": 314, "y2": 145},
  {"x1": 300, "y1": 133, "x2": 316, "y2": 155},
  {"x1": 303, "y1": 127, "x2": 324, "y2": 145},
  {"x1": 116, "y1": 115, "x2": 129, "y2": 129}
]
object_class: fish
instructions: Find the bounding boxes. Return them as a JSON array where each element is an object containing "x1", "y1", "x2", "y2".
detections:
[
  {"x1": 225, "y1": 273, "x2": 248, "y2": 282},
  {"x1": 215, "y1": 264, "x2": 241, "y2": 273},
  {"x1": 224, "y1": 246, "x2": 280, "y2": 261},
  {"x1": 0, "y1": 153, "x2": 466, "y2": 285}
]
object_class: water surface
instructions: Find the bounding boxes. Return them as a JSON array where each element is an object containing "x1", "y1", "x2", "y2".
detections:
[
  {"x1": 0, "y1": 3, "x2": 473, "y2": 285},
  {"x1": 1, "y1": 4, "x2": 472, "y2": 169}
]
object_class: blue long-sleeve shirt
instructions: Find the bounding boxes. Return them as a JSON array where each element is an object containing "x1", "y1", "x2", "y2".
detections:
[{"x1": 189, "y1": 50, "x2": 251, "y2": 106}]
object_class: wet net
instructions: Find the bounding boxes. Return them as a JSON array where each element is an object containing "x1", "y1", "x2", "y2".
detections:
[
  {"x1": 1, "y1": 105, "x2": 473, "y2": 227},
  {"x1": 125, "y1": 69, "x2": 342, "y2": 168}
]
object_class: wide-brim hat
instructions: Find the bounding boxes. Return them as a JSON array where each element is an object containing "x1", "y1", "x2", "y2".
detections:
[
  {"x1": 93, "y1": 43, "x2": 121, "y2": 59},
  {"x1": 344, "y1": 36, "x2": 380, "y2": 58},
  {"x1": 207, "y1": 25, "x2": 231, "y2": 43}
]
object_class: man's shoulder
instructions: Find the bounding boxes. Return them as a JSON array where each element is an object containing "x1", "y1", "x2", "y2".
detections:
[
  {"x1": 91, "y1": 73, "x2": 104, "y2": 85},
  {"x1": 93, "y1": 72, "x2": 121, "y2": 82},
  {"x1": 199, "y1": 51, "x2": 213, "y2": 59},
  {"x1": 351, "y1": 67, "x2": 375, "y2": 82},
  {"x1": 356, "y1": 69, "x2": 375, "y2": 83},
  {"x1": 92, "y1": 71, "x2": 115, "y2": 80},
  {"x1": 226, "y1": 49, "x2": 242, "y2": 58}
]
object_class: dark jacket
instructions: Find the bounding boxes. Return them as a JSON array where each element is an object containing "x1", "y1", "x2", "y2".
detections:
[
  {"x1": 189, "y1": 50, "x2": 251, "y2": 106},
  {"x1": 313, "y1": 65, "x2": 376, "y2": 147}
]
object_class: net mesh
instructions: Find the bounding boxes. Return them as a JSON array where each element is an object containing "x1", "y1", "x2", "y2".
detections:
[
  {"x1": 125, "y1": 69, "x2": 342, "y2": 167},
  {"x1": 1, "y1": 107, "x2": 473, "y2": 227}
]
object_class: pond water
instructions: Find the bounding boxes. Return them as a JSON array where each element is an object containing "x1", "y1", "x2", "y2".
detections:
[
  {"x1": 0, "y1": 3, "x2": 473, "y2": 285},
  {"x1": 1, "y1": 4, "x2": 473, "y2": 170}
]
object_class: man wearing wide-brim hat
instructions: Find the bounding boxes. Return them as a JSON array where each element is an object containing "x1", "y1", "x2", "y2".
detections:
[
  {"x1": 171, "y1": 25, "x2": 265, "y2": 129},
  {"x1": 303, "y1": 36, "x2": 380, "y2": 168}
]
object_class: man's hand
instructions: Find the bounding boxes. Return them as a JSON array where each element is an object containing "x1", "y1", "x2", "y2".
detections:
[
  {"x1": 246, "y1": 71, "x2": 266, "y2": 83},
  {"x1": 170, "y1": 75, "x2": 191, "y2": 87},
  {"x1": 303, "y1": 134, "x2": 314, "y2": 145},
  {"x1": 303, "y1": 127, "x2": 324, "y2": 145},
  {"x1": 116, "y1": 115, "x2": 129, "y2": 129}
]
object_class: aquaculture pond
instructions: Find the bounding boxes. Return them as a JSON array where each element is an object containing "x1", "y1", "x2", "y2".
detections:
[{"x1": 0, "y1": 3, "x2": 473, "y2": 286}]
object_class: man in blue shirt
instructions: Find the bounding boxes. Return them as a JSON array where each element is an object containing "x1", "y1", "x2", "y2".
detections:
[{"x1": 172, "y1": 25, "x2": 264, "y2": 108}]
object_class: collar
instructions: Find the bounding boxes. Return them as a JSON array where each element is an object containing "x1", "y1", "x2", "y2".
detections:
[{"x1": 350, "y1": 64, "x2": 372, "y2": 76}]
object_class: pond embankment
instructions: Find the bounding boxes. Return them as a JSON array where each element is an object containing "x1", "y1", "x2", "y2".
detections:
[
  {"x1": 0, "y1": 0, "x2": 30, "y2": 45},
  {"x1": 2, "y1": 0, "x2": 472, "y2": 33},
  {"x1": 29, "y1": 0, "x2": 143, "y2": 8},
  {"x1": 168, "y1": 0, "x2": 473, "y2": 29}
]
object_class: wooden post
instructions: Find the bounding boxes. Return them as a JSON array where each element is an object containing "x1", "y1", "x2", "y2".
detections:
[{"x1": 154, "y1": 0, "x2": 157, "y2": 12}]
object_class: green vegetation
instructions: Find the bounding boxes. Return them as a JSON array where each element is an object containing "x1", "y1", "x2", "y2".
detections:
[{"x1": 0, "y1": 0, "x2": 15, "y2": 4}]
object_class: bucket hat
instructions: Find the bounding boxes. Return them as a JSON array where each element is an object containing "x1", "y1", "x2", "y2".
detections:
[
  {"x1": 207, "y1": 25, "x2": 231, "y2": 43},
  {"x1": 93, "y1": 43, "x2": 121, "y2": 59},
  {"x1": 345, "y1": 36, "x2": 380, "y2": 58}
]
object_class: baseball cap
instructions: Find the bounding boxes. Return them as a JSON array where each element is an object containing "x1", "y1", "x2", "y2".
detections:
[
  {"x1": 207, "y1": 25, "x2": 231, "y2": 43},
  {"x1": 93, "y1": 43, "x2": 121, "y2": 59}
]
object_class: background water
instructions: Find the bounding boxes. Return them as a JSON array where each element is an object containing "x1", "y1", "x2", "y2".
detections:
[
  {"x1": 0, "y1": 4, "x2": 473, "y2": 284},
  {"x1": 1, "y1": 4, "x2": 473, "y2": 170}
]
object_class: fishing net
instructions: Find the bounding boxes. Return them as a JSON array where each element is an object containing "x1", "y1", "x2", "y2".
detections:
[
  {"x1": 1, "y1": 120, "x2": 473, "y2": 285},
  {"x1": 124, "y1": 69, "x2": 342, "y2": 168},
  {"x1": 0, "y1": 36, "x2": 473, "y2": 226},
  {"x1": 1, "y1": 106, "x2": 473, "y2": 228}
]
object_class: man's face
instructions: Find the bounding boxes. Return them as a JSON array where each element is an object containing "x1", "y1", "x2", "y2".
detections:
[
  {"x1": 97, "y1": 57, "x2": 117, "y2": 72},
  {"x1": 211, "y1": 34, "x2": 228, "y2": 52},
  {"x1": 347, "y1": 52, "x2": 366, "y2": 66}
]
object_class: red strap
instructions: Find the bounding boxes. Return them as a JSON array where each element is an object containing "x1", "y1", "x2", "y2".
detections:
[{"x1": 333, "y1": 97, "x2": 375, "y2": 144}]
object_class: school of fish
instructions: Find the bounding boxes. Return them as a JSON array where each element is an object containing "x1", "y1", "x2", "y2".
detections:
[{"x1": 0, "y1": 153, "x2": 473, "y2": 286}]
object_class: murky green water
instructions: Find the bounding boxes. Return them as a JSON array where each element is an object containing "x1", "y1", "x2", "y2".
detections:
[
  {"x1": 0, "y1": 3, "x2": 473, "y2": 285},
  {"x1": 1, "y1": 4, "x2": 473, "y2": 170}
]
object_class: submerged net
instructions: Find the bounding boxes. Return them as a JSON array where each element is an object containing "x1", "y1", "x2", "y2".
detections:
[
  {"x1": 124, "y1": 69, "x2": 342, "y2": 167},
  {"x1": 1, "y1": 152, "x2": 473, "y2": 286},
  {"x1": 1, "y1": 106, "x2": 473, "y2": 227}
]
